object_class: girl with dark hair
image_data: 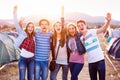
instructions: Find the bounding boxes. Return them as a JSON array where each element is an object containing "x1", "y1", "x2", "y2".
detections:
[{"x1": 13, "y1": 6, "x2": 35, "y2": 80}]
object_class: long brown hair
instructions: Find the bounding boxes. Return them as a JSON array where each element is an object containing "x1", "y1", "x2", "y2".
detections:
[
  {"x1": 67, "y1": 23, "x2": 78, "y2": 37},
  {"x1": 24, "y1": 22, "x2": 35, "y2": 37},
  {"x1": 52, "y1": 21, "x2": 66, "y2": 47}
]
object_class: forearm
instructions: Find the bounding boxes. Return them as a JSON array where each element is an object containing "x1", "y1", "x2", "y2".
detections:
[
  {"x1": 97, "y1": 20, "x2": 110, "y2": 34},
  {"x1": 102, "y1": 20, "x2": 111, "y2": 32},
  {"x1": 97, "y1": 13, "x2": 111, "y2": 34},
  {"x1": 13, "y1": 11, "x2": 23, "y2": 33}
]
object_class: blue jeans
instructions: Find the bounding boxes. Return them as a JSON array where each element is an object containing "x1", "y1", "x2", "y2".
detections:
[
  {"x1": 50, "y1": 63, "x2": 68, "y2": 80},
  {"x1": 69, "y1": 62, "x2": 84, "y2": 80},
  {"x1": 34, "y1": 61, "x2": 49, "y2": 80},
  {"x1": 89, "y1": 59, "x2": 106, "y2": 80},
  {"x1": 18, "y1": 56, "x2": 34, "y2": 80}
]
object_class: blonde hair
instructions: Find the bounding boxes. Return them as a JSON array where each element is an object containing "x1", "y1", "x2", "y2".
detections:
[{"x1": 66, "y1": 22, "x2": 78, "y2": 37}]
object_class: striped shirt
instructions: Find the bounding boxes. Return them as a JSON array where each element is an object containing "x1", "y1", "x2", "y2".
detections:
[
  {"x1": 35, "y1": 31, "x2": 52, "y2": 61},
  {"x1": 83, "y1": 29, "x2": 104, "y2": 63}
]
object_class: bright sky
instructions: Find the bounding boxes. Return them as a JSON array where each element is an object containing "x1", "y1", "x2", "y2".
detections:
[{"x1": 0, "y1": 0, "x2": 120, "y2": 21}]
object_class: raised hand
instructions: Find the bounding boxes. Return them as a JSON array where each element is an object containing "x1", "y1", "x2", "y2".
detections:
[
  {"x1": 19, "y1": 17, "x2": 24, "y2": 27},
  {"x1": 13, "y1": 5, "x2": 17, "y2": 13},
  {"x1": 97, "y1": 12, "x2": 112, "y2": 34},
  {"x1": 106, "y1": 12, "x2": 111, "y2": 22}
]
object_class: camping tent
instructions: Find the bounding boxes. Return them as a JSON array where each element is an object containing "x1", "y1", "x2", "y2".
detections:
[
  {"x1": 105, "y1": 29, "x2": 120, "y2": 60},
  {"x1": 0, "y1": 32, "x2": 20, "y2": 66}
]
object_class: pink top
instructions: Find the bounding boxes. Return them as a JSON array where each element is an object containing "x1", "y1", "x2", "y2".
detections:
[{"x1": 69, "y1": 50, "x2": 84, "y2": 63}]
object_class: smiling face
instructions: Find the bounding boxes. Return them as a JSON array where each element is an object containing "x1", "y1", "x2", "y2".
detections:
[
  {"x1": 54, "y1": 22, "x2": 62, "y2": 34},
  {"x1": 67, "y1": 24, "x2": 77, "y2": 37},
  {"x1": 26, "y1": 22, "x2": 34, "y2": 34}
]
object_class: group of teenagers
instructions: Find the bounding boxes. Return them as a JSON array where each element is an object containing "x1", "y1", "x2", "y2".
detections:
[{"x1": 13, "y1": 6, "x2": 111, "y2": 80}]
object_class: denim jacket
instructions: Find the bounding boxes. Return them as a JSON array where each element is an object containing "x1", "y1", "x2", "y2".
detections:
[
  {"x1": 66, "y1": 32, "x2": 86, "y2": 60},
  {"x1": 13, "y1": 12, "x2": 27, "y2": 49}
]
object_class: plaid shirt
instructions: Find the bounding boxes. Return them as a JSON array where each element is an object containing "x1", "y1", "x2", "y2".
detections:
[{"x1": 20, "y1": 37, "x2": 35, "y2": 53}]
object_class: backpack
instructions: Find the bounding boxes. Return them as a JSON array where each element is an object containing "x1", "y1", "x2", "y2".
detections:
[{"x1": 108, "y1": 38, "x2": 120, "y2": 60}]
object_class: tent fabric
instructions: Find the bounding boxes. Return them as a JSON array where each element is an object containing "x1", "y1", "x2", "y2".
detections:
[
  {"x1": 0, "y1": 32, "x2": 20, "y2": 67},
  {"x1": 111, "y1": 29, "x2": 120, "y2": 38},
  {"x1": 107, "y1": 38, "x2": 120, "y2": 60},
  {"x1": 106, "y1": 29, "x2": 120, "y2": 60}
]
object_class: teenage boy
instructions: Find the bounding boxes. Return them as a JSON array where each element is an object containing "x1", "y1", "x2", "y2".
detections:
[
  {"x1": 34, "y1": 19, "x2": 52, "y2": 80},
  {"x1": 76, "y1": 13, "x2": 111, "y2": 80}
]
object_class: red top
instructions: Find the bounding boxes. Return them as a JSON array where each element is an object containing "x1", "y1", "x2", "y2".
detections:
[{"x1": 20, "y1": 37, "x2": 35, "y2": 53}]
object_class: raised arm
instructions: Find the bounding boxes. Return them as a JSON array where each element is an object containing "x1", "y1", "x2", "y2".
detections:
[
  {"x1": 97, "y1": 13, "x2": 111, "y2": 34},
  {"x1": 13, "y1": 5, "x2": 25, "y2": 34}
]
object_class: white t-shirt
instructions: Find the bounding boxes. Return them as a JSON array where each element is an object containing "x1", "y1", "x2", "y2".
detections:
[
  {"x1": 20, "y1": 48, "x2": 34, "y2": 58},
  {"x1": 82, "y1": 29, "x2": 104, "y2": 63},
  {"x1": 55, "y1": 38, "x2": 68, "y2": 65}
]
